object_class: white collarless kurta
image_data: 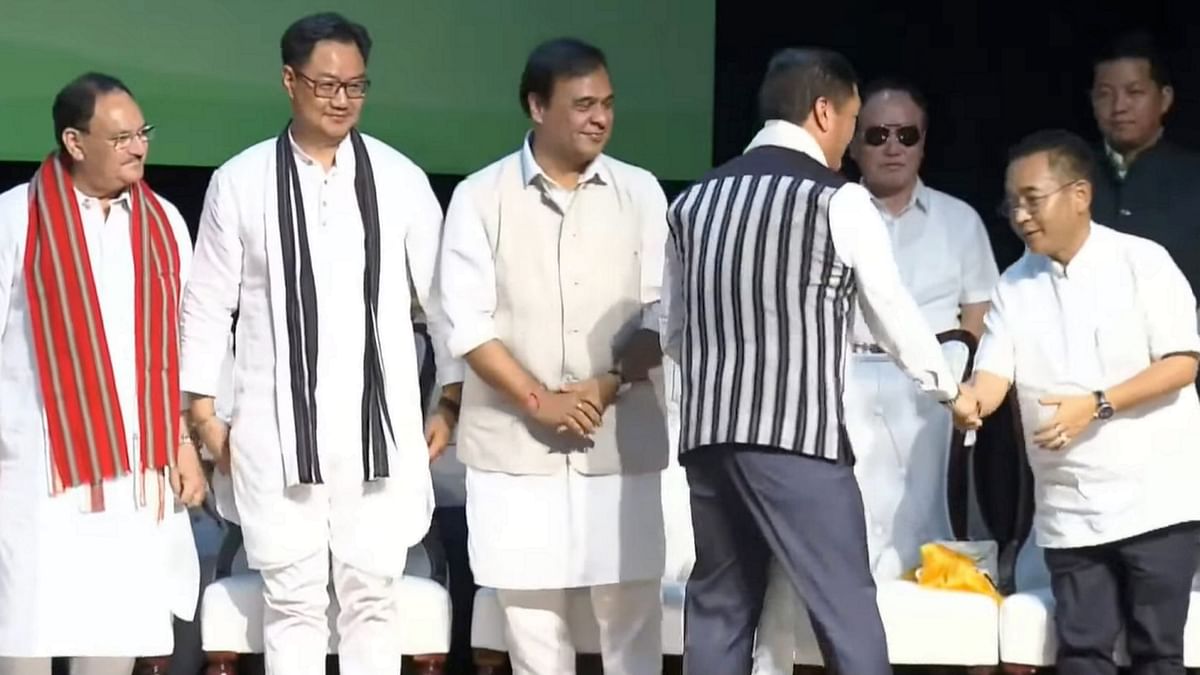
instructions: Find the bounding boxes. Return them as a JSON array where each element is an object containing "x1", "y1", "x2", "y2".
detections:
[
  {"x1": 0, "y1": 183, "x2": 198, "y2": 657},
  {"x1": 179, "y1": 134, "x2": 457, "y2": 578}
]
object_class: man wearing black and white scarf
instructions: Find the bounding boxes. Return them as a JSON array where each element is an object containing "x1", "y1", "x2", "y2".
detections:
[{"x1": 178, "y1": 13, "x2": 460, "y2": 675}]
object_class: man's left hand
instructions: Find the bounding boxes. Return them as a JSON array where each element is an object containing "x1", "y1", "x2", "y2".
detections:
[
  {"x1": 1033, "y1": 394, "x2": 1097, "y2": 450},
  {"x1": 172, "y1": 440, "x2": 207, "y2": 508},
  {"x1": 425, "y1": 406, "x2": 457, "y2": 462}
]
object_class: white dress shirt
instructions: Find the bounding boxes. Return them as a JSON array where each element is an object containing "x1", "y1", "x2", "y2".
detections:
[
  {"x1": 852, "y1": 180, "x2": 999, "y2": 342},
  {"x1": 0, "y1": 183, "x2": 197, "y2": 656},
  {"x1": 976, "y1": 222, "x2": 1200, "y2": 549},
  {"x1": 663, "y1": 120, "x2": 959, "y2": 402},
  {"x1": 440, "y1": 138, "x2": 666, "y2": 589},
  {"x1": 180, "y1": 133, "x2": 446, "y2": 577}
]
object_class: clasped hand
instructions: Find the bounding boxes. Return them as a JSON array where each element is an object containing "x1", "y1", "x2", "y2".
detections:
[
  {"x1": 950, "y1": 385, "x2": 983, "y2": 432},
  {"x1": 528, "y1": 375, "x2": 621, "y2": 438}
]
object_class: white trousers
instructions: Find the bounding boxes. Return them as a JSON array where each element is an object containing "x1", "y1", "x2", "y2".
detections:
[
  {"x1": 496, "y1": 580, "x2": 662, "y2": 675},
  {"x1": 260, "y1": 548, "x2": 398, "y2": 675},
  {"x1": 0, "y1": 658, "x2": 134, "y2": 675}
]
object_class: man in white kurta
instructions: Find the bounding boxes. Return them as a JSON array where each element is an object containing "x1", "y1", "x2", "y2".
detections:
[
  {"x1": 0, "y1": 75, "x2": 201, "y2": 675},
  {"x1": 178, "y1": 13, "x2": 456, "y2": 675},
  {"x1": 439, "y1": 38, "x2": 669, "y2": 675}
]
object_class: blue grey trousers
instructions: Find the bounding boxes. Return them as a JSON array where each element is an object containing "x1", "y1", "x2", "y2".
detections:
[{"x1": 681, "y1": 444, "x2": 890, "y2": 675}]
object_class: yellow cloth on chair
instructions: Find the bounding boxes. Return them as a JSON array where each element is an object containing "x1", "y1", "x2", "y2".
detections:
[{"x1": 904, "y1": 542, "x2": 1003, "y2": 603}]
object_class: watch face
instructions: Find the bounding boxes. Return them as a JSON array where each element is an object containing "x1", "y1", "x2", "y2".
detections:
[{"x1": 1098, "y1": 404, "x2": 1115, "y2": 420}]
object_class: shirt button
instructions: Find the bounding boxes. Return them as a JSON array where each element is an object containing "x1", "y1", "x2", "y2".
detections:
[{"x1": 1119, "y1": 208, "x2": 1132, "y2": 217}]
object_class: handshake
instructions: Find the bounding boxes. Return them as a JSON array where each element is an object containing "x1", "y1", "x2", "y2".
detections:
[{"x1": 948, "y1": 384, "x2": 984, "y2": 432}]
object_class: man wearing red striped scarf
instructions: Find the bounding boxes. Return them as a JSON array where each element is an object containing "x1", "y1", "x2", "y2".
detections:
[{"x1": 0, "y1": 73, "x2": 206, "y2": 675}]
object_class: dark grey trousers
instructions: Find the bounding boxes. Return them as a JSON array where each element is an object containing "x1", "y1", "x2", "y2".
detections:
[
  {"x1": 681, "y1": 444, "x2": 890, "y2": 675},
  {"x1": 1046, "y1": 521, "x2": 1200, "y2": 675}
]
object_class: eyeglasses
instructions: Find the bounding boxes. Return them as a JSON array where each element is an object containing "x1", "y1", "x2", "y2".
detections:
[
  {"x1": 91, "y1": 125, "x2": 155, "y2": 151},
  {"x1": 997, "y1": 180, "x2": 1081, "y2": 218},
  {"x1": 295, "y1": 72, "x2": 370, "y2": 99},
  {"x1": 863, "y1": 125, "x2": 922, "y2": 147}
]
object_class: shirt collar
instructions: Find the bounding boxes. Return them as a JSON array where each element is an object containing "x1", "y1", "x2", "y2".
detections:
[
  {"x1": 863, "y1": 177, "x2": 930, "y2": 217},
  {"x1": 744, "y1": 120, "x2": 828, "y2": 167},
  {"x1": 289, "y1": 130, "x2": 355, "y2": 175},
  {"x1": 1104, "y1": 128, "x2": 1163, "y2": 179},
  {"x1": 74, "y1": 187, "x2": 131, "y2": 212},
  {"x1": 519, "y1": 132, "x2": 609, "y2": 189},
  {"x1": 1046, "y1": 221, "x2": 1103, "y2": 278}
]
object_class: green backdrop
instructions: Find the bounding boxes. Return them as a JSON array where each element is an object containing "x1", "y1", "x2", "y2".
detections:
[{"x1": 0, "y1": 1, "x2": 714, "y2": 180}]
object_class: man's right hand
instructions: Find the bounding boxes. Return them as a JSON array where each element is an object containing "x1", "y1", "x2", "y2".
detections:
[
  {"x1": 950, "y1": 385, "x2": 983, "y2": 431},
  {"x1": 527, "y1": 389, "x2": 602, "y2": 438}
]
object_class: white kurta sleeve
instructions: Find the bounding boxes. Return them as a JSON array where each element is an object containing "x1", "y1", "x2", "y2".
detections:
[
  {"x1": 828, "y1": 182, "x2": 958, "y2": 401},
  {"x1": 439, "y1": 181, "x2": 499, "y2": 358},
  {"x1": 958, "y1": 206, "x2": 1000, "y2": 305},
  {"x1": 975, "y1": 286, "x2": 1017, "y2": 383},
  {"x1": 179, "y1": 169, "x2": 242, "y2": 398},
  {"x1": 1132, "y1": 243, "x2": 1200, "y2": 360},
  {"x1": 0, "y1": 191, "x2": 25, "y2": 375},
  {"x1": 638, "y1": 175, "x2": 669, "y2": 333},
  {"x1": 401, "y1": 168, "x2": 463, "y2": 386}
]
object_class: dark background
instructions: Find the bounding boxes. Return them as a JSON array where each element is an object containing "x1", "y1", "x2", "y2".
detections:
[{"x1": 2, "y1": 0, "x2": 1197, "y2": 272}]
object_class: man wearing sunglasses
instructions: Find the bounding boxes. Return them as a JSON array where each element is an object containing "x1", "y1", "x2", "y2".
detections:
[
  {"x1": 846, "y1": 78, "x2": 999, "y2": 580},
  {"x1": 178, "y1": 12, "x2": 459, "y2": 675}
]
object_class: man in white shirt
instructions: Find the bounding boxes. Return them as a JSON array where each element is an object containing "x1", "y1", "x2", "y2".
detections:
[
  {"x1": 438, "y1": 38, "x2": 670, "y2": 675},
  {"x1": 0, "y1": 73, "x2": 204, "y2": 675},
  {"x1": 664, "y1": 49, "x2": 978, "y2": 675},
  {"x1": 179, "y1": 13, "x2": 457, "y2": 675},
  {"x1": 967, "y1": 129, "x2": 1200, "y2": 675},
  {"x1": 751, "y1": 77, "x2": 1000, "y2": 674}
]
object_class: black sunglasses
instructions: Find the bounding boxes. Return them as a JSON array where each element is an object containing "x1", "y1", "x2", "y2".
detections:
[{"x1": 863, "y1": 125, "x2": 922, "y2": 147}]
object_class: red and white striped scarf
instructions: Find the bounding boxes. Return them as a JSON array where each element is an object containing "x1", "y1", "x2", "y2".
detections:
[{"x1": 23, "y1": 152, "x2": 181, "y2": 512}]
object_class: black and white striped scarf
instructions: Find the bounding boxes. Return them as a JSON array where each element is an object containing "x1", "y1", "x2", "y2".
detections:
[{"x1": 274, "y1": 126, "x2": 393, "y2": 483}]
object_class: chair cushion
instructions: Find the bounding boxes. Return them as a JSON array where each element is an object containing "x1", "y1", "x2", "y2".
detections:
[
  {"x1": 199, "y1": 572, "x2": 451, "y2": 655},
  {"x1": 999, "y1": 587, "x2": 1200, "y2": 667},
  {"x1": 469, "y1": 583, "x2": 688, "y2": 655},
  {"x1": 792, "y1": 580, "x2": 999, "y2": 666}
]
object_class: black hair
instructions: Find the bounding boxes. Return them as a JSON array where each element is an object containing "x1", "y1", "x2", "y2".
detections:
[
  {"x1": 52, "y1": 72, "x2": 133, "y2": 152},
  {"x1": 281, "y1": 12, "x2": 372, "y2": 68},
  {"x1": 1007, "y1": 129, "x2": 1097, "y2": 183},
  {"x1": 758, "y1": 47, "x2": 858, "y2": 124},
  {"x1": 519, "y1": 38, "x2": 608, "y2": 117},
  {"x1": 1094, "y1": 30, "x2": 1170, "y2": 88}
]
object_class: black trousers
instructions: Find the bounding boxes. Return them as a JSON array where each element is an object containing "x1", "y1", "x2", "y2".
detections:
[
  {"x1": 681, "y1": 444, "x2": 889, "y2": 675},
  {"x1": 1046, "y1": 521, "x2": 1200, "y2": 675}
]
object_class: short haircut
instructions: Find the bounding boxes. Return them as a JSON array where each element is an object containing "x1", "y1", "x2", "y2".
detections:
[
  {"x1": 519, "y1": 38, "x2": 608, "y2": 117},
  {"x1": 1094, "y1": 30, "x2": 1170, "y2": 88},
  {"x1": 1007, "y1": 129, "x2": 1097, "y2": 183},
  {"x1": 859, "y1": 77, "x2": 929, "y2": 126},
  {"x1": 281, "y1": 12, "x2": 372, "y2": 68},
  {"x1": 758, "y1": 48, "x2": 858, "y2": 124},
  {"x1": 52, "y1": 72, "x2": 133, "y2": 152}
]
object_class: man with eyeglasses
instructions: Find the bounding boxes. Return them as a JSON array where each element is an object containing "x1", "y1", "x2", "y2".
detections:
[
  {"x1": 0, "y1": 73, "x2": 205, "y2": 675},
  {"x1": 965, "y1": 129, "x2": 1200, "y2": 675},
  {"x1": 178, "y1": 12, "x2": 459, "y2": 675},
  {"x1": 750, "y1": 78, "x2": 999, "y2": 675}
]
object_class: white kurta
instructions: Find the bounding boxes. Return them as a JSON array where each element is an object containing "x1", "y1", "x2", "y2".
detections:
[
  {"x1": 179, "y1": 134, "x2": 454, "y2": 578},
  {"x1": 0, "y1": 183, "x2": 198, "y2": 657}
]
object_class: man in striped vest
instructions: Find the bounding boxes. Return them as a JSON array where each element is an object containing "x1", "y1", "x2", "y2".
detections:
[
  {"x1": 0, "y1": 73, "x2": 205, "y2": 675},
  {"x1": 663, "y1": 48, "x2": 980, "y2": 675}
]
